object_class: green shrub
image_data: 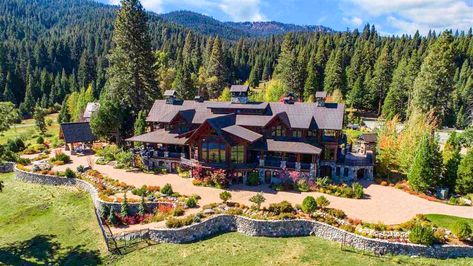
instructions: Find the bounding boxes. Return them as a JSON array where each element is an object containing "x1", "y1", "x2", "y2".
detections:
[
  {"x1": 172, "y1": 206, "x2": 185, "y2": 216},
  {"x1": 296, "y1": 179, "x2": 310, "y2": 192},
  {"x1": 6, "y1": 138, "x2": 25, "y2": 152},
  {"x1": 219, "y1": 191, "x2": 232, "y2": 203},
  {"x1": 115, "y1": 150, "x2": 134, "y2": 168},
  {"x1": 76, "y1": 165, "x2": 86, "y2": 173},
  {"x1": 36, "y1": 136, "x2": 44, "y2": 144},
  {"x1": 301, "y1": 196, "x2": 317, "y2": 214},
  {"x1": 452, "y1": 221, "x2": 472, "y2": 240},
  {"x1": 186, "y1": 196, "x2": 198, "y2": 208},
  {"x1": 132, "y1": 185, "x2": 149, "y2": 197},
  {"x1": 51, "y1": 152, "x2": 71, "y2": 164},
  {"x1": 316, "y1": 196, "x2": 330, "y2": 209},
  {"x1": 64, "y1": 168, "x2": 76, "y2": 178},
  {"x1": 161, "y1": 183, "x2": 173, "y2": 195},
  {"x1": 268, "y1": 201, "x2": 294, "y2": 215},
  {"x1": 409, "y1": 224, "x2": 434, "y2": 245},
  {"x1": 246, "y1": 172, "x2": 260, "y2": 186},
  {"x1": 352, "y1": 182, "x2": 364, "y2": 199},
  {"x1": 166, "y1": 215, "x2": 194, "y2": 228},
  {"x1": 327, "y1": 208, "x2": 346, "y2": 219}
]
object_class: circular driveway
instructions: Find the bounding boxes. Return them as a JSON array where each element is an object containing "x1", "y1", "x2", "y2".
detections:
[{"x1": 50, "y1": 153, "x2": 473, "y2": 225}]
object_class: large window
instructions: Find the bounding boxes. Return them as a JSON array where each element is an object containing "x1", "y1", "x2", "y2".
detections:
[
  {"x1": 271, "y1": 125, "x2": 284, "y2": 137},
  {"x1": 202, "y1": 138, "x2": 226, "y2": 163},
  {"x1": 231, "y1": 145, "x2": 244, "y2": 163}
]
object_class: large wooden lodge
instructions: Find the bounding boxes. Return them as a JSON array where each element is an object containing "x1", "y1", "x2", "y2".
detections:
[{"x1": 126, "y1": 86, "x2": 373, "y2": 184}]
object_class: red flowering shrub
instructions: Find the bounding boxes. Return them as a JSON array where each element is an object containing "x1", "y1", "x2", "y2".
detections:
[{"x1": 157, "y1": 203, "x2": 173, "y2": 214}]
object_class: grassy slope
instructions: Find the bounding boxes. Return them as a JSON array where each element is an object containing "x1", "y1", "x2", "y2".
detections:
[
  {"x1": 0, "y1": 172, "x2": 105, "y2": 265},
  {"x1": 426, "y1": 214, "x2": 473, "y2": 232},
  {"x1": 0, "y1": 113, "x2": 59, "y2": 144},
  {"x1": 1, "y1": 172, "x2": 472, "y2": 265}
]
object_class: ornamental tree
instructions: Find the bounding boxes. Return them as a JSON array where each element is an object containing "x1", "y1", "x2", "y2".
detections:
[{"x1": 249, "y1": 192, "x2": 265, "y2": 209}]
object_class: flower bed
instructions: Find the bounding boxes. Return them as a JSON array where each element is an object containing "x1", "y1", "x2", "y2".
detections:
[{"x1": 271, "y1": 173, "x2": 365, "y2": 199}]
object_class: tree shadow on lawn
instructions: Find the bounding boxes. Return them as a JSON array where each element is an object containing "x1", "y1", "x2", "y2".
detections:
[{"x1": 0, "y1": 235, "x2": 102, "y2": 265}]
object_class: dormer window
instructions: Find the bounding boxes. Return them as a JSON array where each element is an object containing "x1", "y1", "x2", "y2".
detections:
[
  {"x1": 271, "y1": 125, "x2": 284, "y2": 137},
  {"x1": 292, "y1": 130, "x2": 302, "y2": 138}
]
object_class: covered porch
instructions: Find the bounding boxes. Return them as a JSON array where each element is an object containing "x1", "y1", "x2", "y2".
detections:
[{"x1": 250, "y1": 139, "x2": 321, "y2": 175}]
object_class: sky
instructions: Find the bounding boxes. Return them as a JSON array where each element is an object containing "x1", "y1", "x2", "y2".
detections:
[{"x1": 99, "y1": 0, "x2": 473, "y2": 36}]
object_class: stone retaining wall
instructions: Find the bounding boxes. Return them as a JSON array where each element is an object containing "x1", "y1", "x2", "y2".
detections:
[
  {"x1": 14, "y1": 167, "x2": 173, "y2": 214},
  {"x1": 14, "y1": 167, "x2": 473, "y2": 258},
  {"x1": 0, "y1": 162, "x2": 14, "y2": 173},
  {"x1": 116, "y1": 214, "x2": 473, "y2": 259}
]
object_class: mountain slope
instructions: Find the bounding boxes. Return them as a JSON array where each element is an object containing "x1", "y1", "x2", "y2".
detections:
[{"x1": 160, "y1": 10, "x2": 334, "y2": 39}]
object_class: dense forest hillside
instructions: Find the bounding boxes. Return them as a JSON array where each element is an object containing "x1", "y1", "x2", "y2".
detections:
[
  {"x1": 161, "y1": 10, "x2": 333, "y2": 39},
  {"x1": 0, "y1": 0, "x2": 472, "y2": 130}
]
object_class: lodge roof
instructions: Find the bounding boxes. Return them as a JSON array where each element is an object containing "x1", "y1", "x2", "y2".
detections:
[
  {"x1": 222, "y1": 125, "x2": 262, "y2": 143},
  {"x1": 251, "y1": 139, "x2": 322, "y2": 155},
  {"x1": 147, "y1": 100, "x2": 344, "y2": 130},
  {"x1": 60, "y1": 122, "x2": 96, "y2": 143},
  {"x1": 230, "y1": 85, "x2": 249, "y2": 92},
  {"x1": 125, "y1": 129, "x2": 188, "y2": 145}
]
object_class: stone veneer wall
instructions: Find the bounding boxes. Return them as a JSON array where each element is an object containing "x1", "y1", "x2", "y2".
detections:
[
  {"x1": 116, "y1": 214, "x2": 473, "y2": 259},
  {"x1": 0, "y1": 162, "x2": 15, "y2": 173},
  {"x1": 14, "y1": 167, "x2": 173, "y2": 214},
  {"x1": 14, "y1": 167, "x2": 473, "y2": 258}
]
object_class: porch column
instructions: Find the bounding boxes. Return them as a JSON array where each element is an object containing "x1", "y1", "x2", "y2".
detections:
[
  {"x1": 280, "y1": 152, "x2": 286, "y2": 169},
  {"x1": 259, "y1": 151, "x2": 265, "y2": 167},
  {"x1": 295, "y1": 154, "x2": 301, "y2": 170}
]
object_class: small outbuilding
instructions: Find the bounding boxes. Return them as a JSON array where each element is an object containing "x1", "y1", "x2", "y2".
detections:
[{"x1": 60, "y1": 122, "x2": 97, "y2": 154}]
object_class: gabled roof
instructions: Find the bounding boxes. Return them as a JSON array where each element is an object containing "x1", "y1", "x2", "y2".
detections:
[
  {"x1": 230, "y1": 85, "x2": 249, "y2": 92},
  {"x1": 60, "y1": 122, "x2": 96, "y2": 143},
  {"x1": 222, "y1": 125, "x2": 262, "y2": 143},
  {"x1": 125, "y1": 129, "x2": 187, "y2": 145}
]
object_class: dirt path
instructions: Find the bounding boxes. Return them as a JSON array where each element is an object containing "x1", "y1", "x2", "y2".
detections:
[{"x1": 42, "y1": 152, "x2": 473, "y2": 225}]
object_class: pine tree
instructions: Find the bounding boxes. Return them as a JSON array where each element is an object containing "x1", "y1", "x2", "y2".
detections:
[
  {"x1": 33, "y1": 104, "x2": 47, "y2": 134},
  {"x1": 444, "y1": 147, "x2": 461, "y2": 191},
  {"x1": 456, "y1": 149, "x2": 473, "y2": 194},
  {"x1": 58, "y1": 98, "x2": 71, "y2": 123},
  {"x1": 121, "y1": 193, "x2": 129, "y2": 217},
  {"x1": 138, "y1": 194, "x2": 146, "y2": 215},
  {"x1": 105, "y1": 0, "x2": 159, "y2": 115},
  {"x1": 408, "y1": 134, "x2": 443, "y2": 193},
  {"x1": 248, "y1": 57, "x2": 262, "y2": 88},
  {"x1": 173, "y1": 62, "x2": 195, "y2": 99},
  {"x1": 367, "y1": 44, "x2": 393, "y2": 115},
  {"x1": 323, "y1": 49, "x2": 345, "y2": 94},
  {"x1": 346, "y1": 77, "x2": 366, "y2": 109},
  {"x1": 205, "y1": 37, "x2": 227, "y2": 98},
  {"x1": 276, "y1": 33, "x2": 304, "y2": 94},
  {"x1": 382, "y1": 58, "x2": 409, "y2": 120},
  {"x1": 411, "y1": 31, "x2": 455, "y2": 125},
  {"x1": 134, "y1": 110, "x2": 146, "y2": 136}
]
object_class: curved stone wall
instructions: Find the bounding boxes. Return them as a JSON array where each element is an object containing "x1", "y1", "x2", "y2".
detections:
[
  {"x1": 117, "y1": 215, "x2": 473, "y2": 259},
  {"x1": 14, "y1": 167, "x2": 473, "y2": 258},
  {"x1": 14, "y1": 167, "x2": 173, "y2": 214}
]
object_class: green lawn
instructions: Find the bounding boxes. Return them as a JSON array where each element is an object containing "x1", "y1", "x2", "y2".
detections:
[
  {"x1": 0, "y1": 113, "x2": 59, "y2": 145},
  {"x1": 426, "y1": 214, "x2": 473, "y2": 232},
  {"x1": 1, "y1": 172, "x2": 473, "y2": 265}
]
